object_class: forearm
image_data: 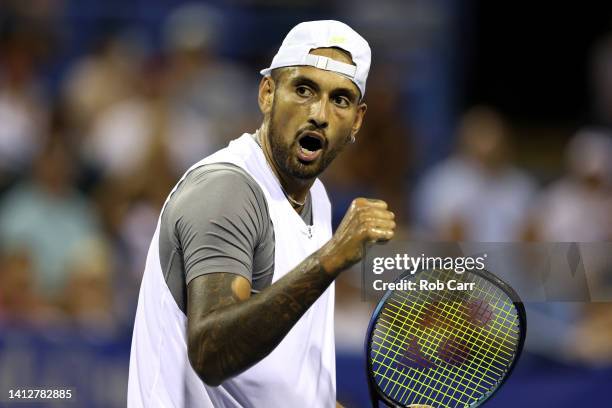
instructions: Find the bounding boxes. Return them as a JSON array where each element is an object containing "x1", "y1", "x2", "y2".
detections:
[{"x1": 188, "y1": 249, "x2": 339, "y2": 386}]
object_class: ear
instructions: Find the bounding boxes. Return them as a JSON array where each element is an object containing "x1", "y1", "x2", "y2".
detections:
[
  {"x1": 258, "y1": 76, "x2": 275, "y2": 115},
  {"x1": 350, "y1": 102, "x2": 367, "y2": 141}
]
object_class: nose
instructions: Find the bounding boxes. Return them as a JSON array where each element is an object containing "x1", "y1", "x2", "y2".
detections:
[{"x1": 308, "y1": 98, "x2": 329, "y2": 129}]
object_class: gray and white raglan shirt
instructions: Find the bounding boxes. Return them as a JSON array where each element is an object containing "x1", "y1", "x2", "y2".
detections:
[{"x1": 159, "y1": 162, "x2": 312, "y2": 311}]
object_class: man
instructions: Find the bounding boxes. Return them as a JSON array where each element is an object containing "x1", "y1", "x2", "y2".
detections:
[{"x1": 128, "y1": 20, "x2": 396, "y2": 407}]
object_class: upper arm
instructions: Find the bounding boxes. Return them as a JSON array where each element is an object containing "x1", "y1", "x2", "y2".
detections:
[
  {"x1": 187, "y1": 272, "x2": 251, "y2": 322},
  {"x1": 186, "y1": 272, "x2": 251, "y2": 368},
  {"x1": 172, "y1": 166, "x2": 268, "y2": 370}
]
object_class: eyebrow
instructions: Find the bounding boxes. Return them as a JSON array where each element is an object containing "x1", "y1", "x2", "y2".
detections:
[{"x1": 290, "y1": 74, "x2": 359, "y2": 103}]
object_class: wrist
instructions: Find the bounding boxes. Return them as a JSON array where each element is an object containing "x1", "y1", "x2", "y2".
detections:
[{"x1": 317, "y1": 245, "x2": 344, "y2": 276}]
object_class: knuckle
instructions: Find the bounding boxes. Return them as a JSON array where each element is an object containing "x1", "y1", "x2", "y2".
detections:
[
  {"x1": 354, "y1": 197, "x2": 367, "y2": 206},
  {"x1": 350, "y1": 204, "x2": 363, "y2": 214}
]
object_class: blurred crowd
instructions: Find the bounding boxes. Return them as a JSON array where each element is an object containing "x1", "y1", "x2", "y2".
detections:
[
  {"x1": 0, "y1": 1, "x2": 611, "y2": 369},
  {"x1": 0, "y1": 2, "x2": 260, "y2": 336}
]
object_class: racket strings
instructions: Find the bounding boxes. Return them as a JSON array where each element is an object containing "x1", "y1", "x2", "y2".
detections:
[
  {"x1": 378, "y1": 294, "x2": 515, "y2": 387},
  {"x1": 372, "y1": 284, "x2": 516, "y2": 404},
  {"x1": 369, "y1": 269, "x2": 521, "y2": 407},
  {"x1": 380, "y1": 278, "x2": 512, "y2": 394},
  {"x1": 379, "y1": 300, "x2": 515, "y2": 374},
  {"x1": 373, "y1": 303, "x2": 504, "y2": 405}
]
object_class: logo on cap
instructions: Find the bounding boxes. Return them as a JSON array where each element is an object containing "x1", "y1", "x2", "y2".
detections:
[{"x1": 329, "y1": 35, "x2": 347, "y2": 44}]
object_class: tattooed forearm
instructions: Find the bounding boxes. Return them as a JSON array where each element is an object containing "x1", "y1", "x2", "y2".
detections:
[{"x1": 187, "y1": 251, "x2": 336, "y2": 386}]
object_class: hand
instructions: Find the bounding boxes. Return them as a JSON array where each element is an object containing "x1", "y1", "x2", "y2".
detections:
[{"x1": 319, "y1": 197, "x2": 395, "y2": 274}]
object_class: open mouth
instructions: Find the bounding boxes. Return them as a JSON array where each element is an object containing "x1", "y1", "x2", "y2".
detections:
[{"x1": 297, "y1": 132, "x2": 324, "y2": 162}]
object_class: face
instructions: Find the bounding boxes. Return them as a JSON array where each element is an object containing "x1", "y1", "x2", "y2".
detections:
[{"x1": 259, "y1": 48, "x2": 367, "y2": 180}]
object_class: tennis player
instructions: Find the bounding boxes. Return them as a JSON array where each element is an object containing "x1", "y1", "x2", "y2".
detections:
[{"x1": 128, "y1": 20, "x2": 397, "y2": 407}]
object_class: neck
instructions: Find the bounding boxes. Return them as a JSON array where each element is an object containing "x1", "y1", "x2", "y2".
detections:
[{"x1": 256, "y1": 125, "x2": 314, "y2": 208}]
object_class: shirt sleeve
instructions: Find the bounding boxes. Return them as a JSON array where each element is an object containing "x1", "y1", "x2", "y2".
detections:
[{"x1": 166, "y1": 165, "x2": 270, "y2": 285}]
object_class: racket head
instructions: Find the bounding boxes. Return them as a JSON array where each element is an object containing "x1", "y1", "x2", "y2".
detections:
[{"x1": 365, "y1": 268, "x2": 526, "y2": 408}]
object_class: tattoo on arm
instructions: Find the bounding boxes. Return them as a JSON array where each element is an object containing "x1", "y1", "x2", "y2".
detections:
[{"x1": 187, "y1": 252, "x2": 335, "y2": 386}]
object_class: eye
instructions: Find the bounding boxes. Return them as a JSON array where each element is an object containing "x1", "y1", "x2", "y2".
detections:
[
  {"x1": 333, "y1": 95, "x2": 350, "y2": 108},
  {"x1": 296, "y1": 85, "x2": 313, "y2": 97}
]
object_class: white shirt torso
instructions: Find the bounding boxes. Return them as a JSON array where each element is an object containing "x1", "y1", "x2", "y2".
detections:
[{"x1": 128, "y1": 134, "x2": 335, "y2": 408}]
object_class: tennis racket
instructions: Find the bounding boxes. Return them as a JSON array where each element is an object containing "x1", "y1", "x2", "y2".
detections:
[{"x1": 365, "y1": 267, "x2": 526, "y2": 408}]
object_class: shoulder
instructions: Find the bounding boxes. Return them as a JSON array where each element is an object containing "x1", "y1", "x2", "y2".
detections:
[
  {"x1": 186, "y1": 163, "x2": 260, "y2": 189},
  {"x1": 163, "y1": 163, "x2": 271, "y2": 240},
  {"x1": 171, "y1": 163, "x2": 267, "y2": 211}
]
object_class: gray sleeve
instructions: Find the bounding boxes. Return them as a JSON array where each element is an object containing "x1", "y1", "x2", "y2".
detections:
[{"x1": 167, "y1": 165, "x2": 269, "y2": 284}]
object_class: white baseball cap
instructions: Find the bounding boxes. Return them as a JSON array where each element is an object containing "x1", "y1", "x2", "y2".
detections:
[{"x1": 260, "y1": 20, "x2": 371, "y2": 99}]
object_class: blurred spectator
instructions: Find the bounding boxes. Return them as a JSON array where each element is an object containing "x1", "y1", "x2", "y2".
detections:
[
  {"x1": 527, "y1": 128, "x2": 612, "y2": 241},
  {"x1": 0, "y1": 249, "x2": 59, "y2": 325},
  {"x1": 572, "y1": 302, "x2": 612, "y2": 364},
  {"x1": 80, "y1": 59, "x2": 180, "y2": 177},
  {"x1": 93, "y1": 147, "x2": 177, "y2": 327},
  {"x1": 90, "y1": 108, "x2": 178, "y2": 326},
  {"x1": 0, "y1": 137, "x2": 102, "y2": 301},
  {"x1": 525, "y1": 129, "x2": 612, "y2": 364},
  {"x1": 414, "y1": 106, "x2": 536, "y2": 241},
  {"x1": 59, "y1": 238, "x2": 117, "y2": 335},
  {"x1": 0, "y1": 19, "x2": 50, "y2": 190},
  {"x1": 163, "y1": 3, "x2": 259, "y2": 150},
  {"x1": 62, "y1": 33, "x2": 142, "y2": 137},
  {"x1": 78, "y1": 6, "x2": 257, "y2": 179}
]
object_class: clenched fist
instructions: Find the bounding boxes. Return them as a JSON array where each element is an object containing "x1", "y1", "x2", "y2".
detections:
[{"x1": 319, "y1": 198, "x2": 395, "y2": 274}]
